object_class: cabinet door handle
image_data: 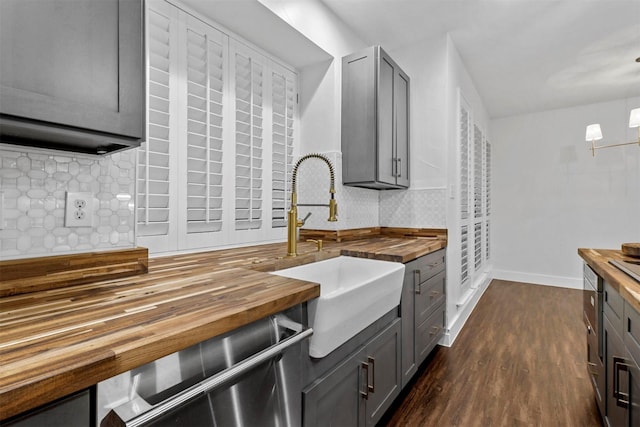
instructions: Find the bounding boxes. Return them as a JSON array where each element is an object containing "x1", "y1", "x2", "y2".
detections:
[
  {"x1": 613, "y1": 356, "x2": 630, "y2": 408},
  {"x1": 360, "y1": 361, "x2": 369, "y2": 400},
  {"x1": 397, "y1": 158, "x2": 402, "y2": 178},
  {"x1": 414, "y1": 270, "x2": 421, "y2": 294},
  {"x1": 587, "y1": 362, "x2": 599, "y2": 377},
  {"x1": 367, "y1": 356, "x2": 375, "y2": 393}
]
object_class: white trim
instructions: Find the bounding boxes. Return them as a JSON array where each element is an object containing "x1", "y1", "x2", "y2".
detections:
[
  {"x1": 441, "y1": 273, "x2": 492, "y2": 347},
  {"x1": 492, "y1": 269, "x2": 582, "y2": 290}
]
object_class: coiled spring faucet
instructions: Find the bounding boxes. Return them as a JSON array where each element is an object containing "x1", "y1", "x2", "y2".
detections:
[{"x1": 287, "y1": 153, "x2": 338, "y2": 257}]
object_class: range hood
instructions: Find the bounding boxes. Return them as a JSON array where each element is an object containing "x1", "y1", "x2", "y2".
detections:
[{"x1": 0, "y1": 115, "x2": 141, "y2": 156}]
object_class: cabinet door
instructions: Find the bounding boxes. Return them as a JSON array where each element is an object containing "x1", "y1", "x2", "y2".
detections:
[
  {"x1": 303, "y1": 348, "x2": 366, "y2": 427},
  {"x1": 377, "y1": 52, "x2": 396, "y2": 186},
  {"x1": 342, "y1": 48, "x2": 376, "y2": 185},
  {"x1": 586, "y1": 321, "x2": 605, "y2": 415},
  {"x1": 627, "y1": 352, "x2": 640, "y2": 427},
  {"x1": 0, "y1": 0, "x2": 143, "y2": 145},
  {"x1": 3, "y1": 388, "x2": 92, "y2": 427},
  {"x1": 394, "y1": 67, "x2": 410, "y2": 188},
  {"x1": 363, "y1": 319, "x2": 401, "y2": 427},
  {"x1": 400, "y1": 259, "x2": 418, "y2": 388},
  {"x1": 605, "y1": 315, "x2": 628, "y2": 427}
]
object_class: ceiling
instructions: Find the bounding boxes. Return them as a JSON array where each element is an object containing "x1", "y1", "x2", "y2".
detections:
[{"x1": 320, "y1": 0, "x2": 640, "y2": 118}]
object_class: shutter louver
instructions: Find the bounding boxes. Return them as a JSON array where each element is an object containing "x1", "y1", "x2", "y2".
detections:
[
  {"x1": 271, "y1": 70, "x2": 295, "y2": 228},
  {"x1": 473, "y1": 124, "x2": 483, "y2": 219},
  {"x1": 461, "y1": 225, "x2": 469, "y2": 285},
  {"x1": 485, "y1": 141, "x2": 491, "y2": 217},
  {"x1": 138, "y1": 8, "x2": 172, "y2": 237},
  {"x1": 234, "y1": 52, "x2": 264, "y2": 230},
  {"x1": 185, "y1": 27, "x2": 224, "y2": 234},
  {"x1": 460, "y1": 105, "x2": 470, "y2": 220},
  {"x1": 485, "y1": 220, "x2": 490, "y2": 261},
  {"x1": 474, "y1": 222, "x2": 482, "y2": 270}
]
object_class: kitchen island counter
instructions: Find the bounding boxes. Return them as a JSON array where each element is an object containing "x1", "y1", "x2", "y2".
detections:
[
  {"x1": 578, "y1": 248, "x2": 640, "y2": 312},
  {"x1": 0, "y1": 231, "x2": 446, "y2": 420}
]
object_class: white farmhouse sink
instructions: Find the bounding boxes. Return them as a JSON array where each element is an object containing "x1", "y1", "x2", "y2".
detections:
[{"x1": 272, "y1": 256, "x2": 405, "y2": 358}]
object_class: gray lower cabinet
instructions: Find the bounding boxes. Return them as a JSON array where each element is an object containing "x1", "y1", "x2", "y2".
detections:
[
  {"x1": 3, "y1": 388, "x2": 93, "y2": 427},
  {"x1": 303, "y1": 318, "x2": 401, "y2": 427},
  {"x1": 601, "y1": 280, "x2": 640, "y2": 427},
  {"x1": 401, "y1": 249, "x2": 446, "y2": 388},
  {"x1": 604, "y1": 314, "x2": 627, "y2": 427}
]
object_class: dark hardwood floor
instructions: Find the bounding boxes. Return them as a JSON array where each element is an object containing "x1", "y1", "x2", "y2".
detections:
[{"x1": 380, "y1": 279, "x2": 602, "y2": 427}]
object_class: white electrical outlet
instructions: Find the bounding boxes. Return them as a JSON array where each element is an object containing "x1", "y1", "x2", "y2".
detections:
[{"x1": 65, "y1": 192, "x2": 93, "y2": 227}]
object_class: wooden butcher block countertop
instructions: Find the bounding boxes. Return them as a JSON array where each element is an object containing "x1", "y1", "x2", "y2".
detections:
[
  {"x1": 579, "y1": 248, "x2": 640, "y2": 313},
  {"x1": 0, "y1": 230, "x2": 446, "y2": 420}
]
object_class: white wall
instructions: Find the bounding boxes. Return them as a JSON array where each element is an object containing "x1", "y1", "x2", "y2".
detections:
[
  {"x1": 442, "y1": 35, "x2": 493, "y2": 344},
  {"x1": 492, "y1": 97, "x2": 640, "y2": 289}
]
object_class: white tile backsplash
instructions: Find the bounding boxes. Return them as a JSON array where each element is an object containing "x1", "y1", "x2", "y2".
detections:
[
  {"x1": 0, "y1": 148, "x2": 135, "y2": 259},
  {"x1": 298, "y1": 151, "x2": 446, "y2": 230},
  {"x1": 379, "y1": 188, "x2": 446, "y2": 228},
  {"x1": 1, "y1": 146, "x2": 446, "y2": 260}
]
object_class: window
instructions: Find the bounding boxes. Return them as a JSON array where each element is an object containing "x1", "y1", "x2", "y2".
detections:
[{"x1": 139, "y1": 0, "x2": 298, "y2": 254}]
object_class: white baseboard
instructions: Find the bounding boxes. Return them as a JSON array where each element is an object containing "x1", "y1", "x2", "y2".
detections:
[
  {"x1": 441, "y1": 274, "x2": 492, "y2": 347},
  {"x1": 492, "y1": 269, "x2": 582, "y2": 290}
]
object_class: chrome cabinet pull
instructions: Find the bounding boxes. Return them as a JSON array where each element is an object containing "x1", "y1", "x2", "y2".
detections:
[
  {"x1": 367, "y1": 356, "x2": 375, "y2": 393},
  {"x1": 360, "y1": 361, "x2": 370, "y2": 399},
  {"x1": 414, "y1": 269, "x2": 421, "y2": 294},
  {"x1": 397, "y1": 158, "x2": 401, "y2": 178},
  {"x1": 613, "y1": 356, "x2": 630, "y2": 409}
]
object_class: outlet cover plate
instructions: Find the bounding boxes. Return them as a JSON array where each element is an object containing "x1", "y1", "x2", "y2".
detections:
[{"x1": 65, "y1": 192, "x2": 93, "y2": 227}]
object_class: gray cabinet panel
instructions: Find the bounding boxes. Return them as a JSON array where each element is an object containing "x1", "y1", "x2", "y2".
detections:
[
  {"x1": 342, "y1": 46, "x2": 409, "y2": 189},
  {"x1": 605, "y1": 314, "x2": 628, "y2": 427},
  {"x1": 3, "y1": 388, "x2": 92, "y2": 427},
  {"x1": 395, "y1": 71, "x2": 409, "y2": 188},
  {"x1": 415, "y1": 270, "x2": 446, "y2": 326},
  {"x1": 587, "y1": 318, "x2": 605, "y2": 415},
  {"x1": 401, "y1": 249, "x2": 446, "y2": 388},
  {"x1": 364, "y1": 319, "x2": 401, "y2": 427},
  {"x1": 0, "y1": 0, "x2": 144, "y2": 155},
  {"x1": 303, "y1": 318, "x2": 401, "y2": 427},
  {"x1": 341, "y1": 51, "x2": 376, "y2": 184},
  {"x1": 416, "y1": 304, "x2": 445, "y2": 365},
  {"x1": 303, "y1": 348, "x2": 366, "y2": 427},
  {"x1": 377, "y1": 56, "x2": 395, "y2": 186}
]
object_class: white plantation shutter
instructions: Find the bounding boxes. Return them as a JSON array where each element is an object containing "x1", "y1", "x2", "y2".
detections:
[
  {"x1": 271, "y1": 66, "x2": 296, "y2": 228},
  {"x1": 139, "y1": 1, "x2": 298, "y2": 254},
  {"x1": 183, "y1": 20, "x2": 225, "y2": 235},
  {"x1": 138, "y1": 4, "x2": 176, "y2": 239},
  {"x1": 233, "y1": 46, "x2": 265, "y2": 231},
  {"x1": 485, "y1": 141, "x2": 491, "y2": 261}
]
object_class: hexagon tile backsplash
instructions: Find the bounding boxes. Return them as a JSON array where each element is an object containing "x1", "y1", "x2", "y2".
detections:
[{"x1": 0, "y1": 148, "x2": 135, "y2": 260}]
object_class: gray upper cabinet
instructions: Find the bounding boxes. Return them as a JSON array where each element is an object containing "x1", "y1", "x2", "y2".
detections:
[
  {"x1": 0, "y1": 0, "x2": 144, "y2": 155},
  {"x1": 342, "y1": 46, "x2": 410, "y2": 189}
]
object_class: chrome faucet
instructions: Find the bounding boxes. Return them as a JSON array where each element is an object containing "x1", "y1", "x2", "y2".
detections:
[{"x1": 287, "y1": 153, "x2": 337, "y2": 257}]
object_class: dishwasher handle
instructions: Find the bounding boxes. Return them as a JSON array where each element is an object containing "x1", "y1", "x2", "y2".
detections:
[{"x1": 103, "y1": 325, "x2": 313, "y2": 427}]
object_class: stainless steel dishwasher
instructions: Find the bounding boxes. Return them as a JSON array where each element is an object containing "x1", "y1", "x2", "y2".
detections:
[{"x1": 97, "y1": 308, "x2": 311, "y2": 427}]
